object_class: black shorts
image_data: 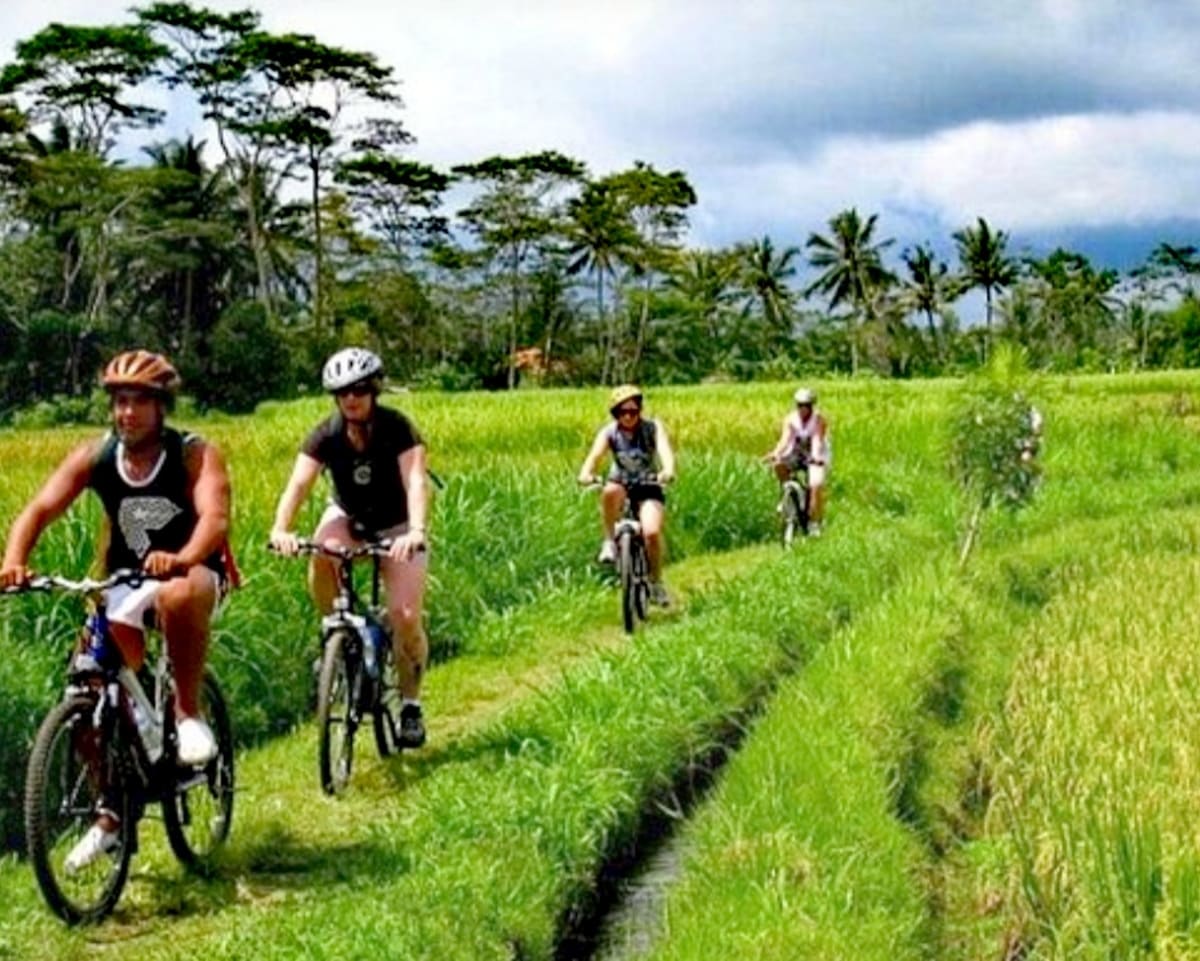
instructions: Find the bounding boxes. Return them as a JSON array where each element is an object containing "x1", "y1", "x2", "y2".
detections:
[{"x1": 626, "y1": 482, "x2": 665, "y2": 511}]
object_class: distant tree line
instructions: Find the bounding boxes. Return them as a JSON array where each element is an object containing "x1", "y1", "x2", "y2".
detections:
[{"x1": 0, "y1": 2, "x2": 1197, "y2": 417}]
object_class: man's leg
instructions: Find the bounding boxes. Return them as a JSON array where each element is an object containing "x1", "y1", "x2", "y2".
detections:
[{"x1": 157, "y1": 565, "x2": 217, "y2": 718}]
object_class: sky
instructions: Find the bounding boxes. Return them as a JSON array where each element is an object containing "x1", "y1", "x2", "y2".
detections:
[{"x1": 3, "y1": 0, "x2": 1199, "y2": 271}]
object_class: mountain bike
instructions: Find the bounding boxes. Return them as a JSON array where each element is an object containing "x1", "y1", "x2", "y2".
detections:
[
  {"x1": 3, "y1": 570, "x2": 234, "y2": 924},
  {"x1": 584, "y1": 474, "x2": 659, "y2": 634},
  {"x1": 276, "y1": 539, "x2": 403, "y2": 795},
  {"x1": 775, "y1": 459, "x2": 810, "y2": 548}
]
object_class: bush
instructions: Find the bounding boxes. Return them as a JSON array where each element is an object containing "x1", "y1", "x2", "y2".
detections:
[{"x1": 197, "y1": 301, "x2": 296, "y2": 413}]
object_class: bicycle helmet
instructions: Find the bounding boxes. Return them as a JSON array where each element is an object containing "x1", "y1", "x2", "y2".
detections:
[
  {"x1": 793, "y1": 387, "x2": 816, "y2": 405},
  {"x1": 101, "y1": 350, "x2": 180, "y2": 397},
  {"x1": 609, "y1": 384, "x2": 643, "y2": 415},
  {"x1": 322, "y1": 347, "x2": 383, "y2": 393}
]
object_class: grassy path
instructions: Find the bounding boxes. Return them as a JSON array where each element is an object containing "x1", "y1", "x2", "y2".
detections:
[{"x1": 0, "y1": 543, "x2": 777, "y2": 959}]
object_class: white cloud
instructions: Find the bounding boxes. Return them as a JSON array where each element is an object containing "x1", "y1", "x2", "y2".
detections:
[
  {"x1": 3, "y1": 2, "x2": 1199, "y2": 263},
  {"x1": 694, "y1": 111, "x2": 1200, "y2": 248}
]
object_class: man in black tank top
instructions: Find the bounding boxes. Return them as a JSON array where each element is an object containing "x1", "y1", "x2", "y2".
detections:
[
  {"x1": 269, "y1": 347, "x2": 431, "y2": 748},
  {"x1": 577, "y1": 385, "x2": 677, "y2": 605},
  {"x1": 1, "y1": 351, "x2": 232, "y2": 869}
]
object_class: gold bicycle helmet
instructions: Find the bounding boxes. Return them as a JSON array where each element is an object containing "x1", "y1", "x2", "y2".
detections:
[
  {"x1": 101, "y1": 350, "x2": 181, "y2": 397},
  {"x1": 609, "y1": 384, "x2": 643, "y2": 415}
]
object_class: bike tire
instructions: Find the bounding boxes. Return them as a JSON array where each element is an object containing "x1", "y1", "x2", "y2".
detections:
[
  {"x1": 162, "y1": 672, "x2": 235, "y2": 870},
  {"x1": 317, "y1": 630, "x2": 358, "y2": 795},
  {"x1": 782, "y1": 485, "x2": 802, "y2": 549},
  {"x1": 24, "y1": 693, "x2": 133, "y2": 924},
  {"x1": 373, "y1": 635, "x2": 401, "y2": 758},
  {"x1": 618, "y1": 532, "x2": 637, "y2": 634},
  {"x1": 633, "y1": 539, "x2": 650, "y2": 621}
]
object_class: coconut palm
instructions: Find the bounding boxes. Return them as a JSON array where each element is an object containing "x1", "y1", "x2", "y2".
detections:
[
  {"x1": 953, "y1": 216, "x2": 1017, "y2": 358},
  {"x1": 900, "y1": 242, "x2": 958, "y2": 363},
  {"x1": 740, "y1": 235, "x2": 800, "y2": 345},
  {"x1": 804, "y1": 208, "x2": 895, "y2": 373}
]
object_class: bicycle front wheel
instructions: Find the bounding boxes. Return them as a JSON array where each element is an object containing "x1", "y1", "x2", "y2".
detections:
[
  {"x1": 781, "y1": 485, "x2": 803, "y2": 549},
  {"x1": 618, "y1": 533, "x2": 637, "y2": 634},
  {"x1": 318, "y1": 630, "x2": 359, "y2": 794},
  {"x1": 24, "y1": 693, "x2": 133, "y2": 924},
  {"x1": 163, "y1": 672, "x2": 235, "y2": 870}
]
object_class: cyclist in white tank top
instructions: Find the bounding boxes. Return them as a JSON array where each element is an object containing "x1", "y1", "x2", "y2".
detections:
[{"x1": 765, "y1": 387, "x2": 830, "y2": 536}]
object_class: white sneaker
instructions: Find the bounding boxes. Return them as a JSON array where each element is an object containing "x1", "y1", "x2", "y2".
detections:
[
  {"x1": 176, "y1": 716, "x2": 218, "y2": 766},
  {"x1": 65, "y1": 823, "x2": 120, "y2": 874},
  {"x1": 649, "y1": 582, "x2": 671, "y2": 608},
  {"x1": 597, "y1": 539, "x2": 616, "y2": 564}
]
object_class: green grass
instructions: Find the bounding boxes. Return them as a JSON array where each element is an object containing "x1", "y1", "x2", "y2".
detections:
[{"x1": 5, "y1": 373, "x2": 1200, "y2": 957}]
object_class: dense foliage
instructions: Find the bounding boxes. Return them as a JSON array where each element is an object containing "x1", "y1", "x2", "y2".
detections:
[{"x1": 0, "y1": 3, "x2": 1198, "y2": 420}]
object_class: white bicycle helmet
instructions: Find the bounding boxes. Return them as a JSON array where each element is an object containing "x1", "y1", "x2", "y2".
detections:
[
  {"x1": 322, "y1": 347, "x2": 383, "y2": 392},
  {"x1": 794, "y1": 387, "x2": 816, "y2": 405}
]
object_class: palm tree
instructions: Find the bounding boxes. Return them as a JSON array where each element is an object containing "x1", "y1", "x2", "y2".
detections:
[
  {"x1": 1145, "y1": 242, "x2": 1200, "y2": 300},
  {"x1": 900, "y1": 243, "x2": 957, "y2": 362},
  {"x1": 665, "y1": 248, "x2": 741, "y2": 373},
  {"x1": 564, "y1": 181, "x2": 640, "y2": 382},
  {"x1": 740, "y1": 235, "x2": 800, "y2": 345},
  {"x1": 953, "y1": 216, "x2": 1017, "y2": 358},
  {"x1": 804, "y1": 208, "x2": 895, "y2": 374}
]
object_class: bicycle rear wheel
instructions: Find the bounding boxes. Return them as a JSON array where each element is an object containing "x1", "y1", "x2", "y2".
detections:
[
  {"x1": 24, "y1": 693, "x2": 133, "y2": 924},
  {"x1": 163, "y1": 672, "x2": 235, "y2": 870},
  {"x1": 317, "y1": 630, "x2": 359, "y2": 795},
  {"x1": 618, "y1": 532, "x2": 637, "y2": 634}
]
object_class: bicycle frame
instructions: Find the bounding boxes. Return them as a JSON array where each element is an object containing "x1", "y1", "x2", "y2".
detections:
[
  {"x1": 4, "y1": 569, "x2": 234, "y2": 923},
  {"x1": 277, "y1": 538, "x2": 402, "y2": 793}
]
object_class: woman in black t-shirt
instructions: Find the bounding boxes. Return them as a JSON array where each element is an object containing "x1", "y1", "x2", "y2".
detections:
[{"x1": 269, "y1": 348, "x2": 431, "y2": 748}]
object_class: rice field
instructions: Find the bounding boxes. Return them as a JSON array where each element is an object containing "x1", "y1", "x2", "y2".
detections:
[{"x1": 0, "y1": 372, "x2": 1198, "y2": 958}]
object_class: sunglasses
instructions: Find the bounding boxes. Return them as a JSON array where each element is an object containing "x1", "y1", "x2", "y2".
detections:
[
  {"x1": 336, "y1": 383, "x2": 373, "y2": 399},
  {"x1": 615, "y1": 405, "x2": 641, "y2": 418}
]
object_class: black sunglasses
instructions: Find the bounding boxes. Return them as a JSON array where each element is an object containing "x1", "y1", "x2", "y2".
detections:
[
  {"x1": 336, "y1": 383, "x2": 373, "y2": 398},
  {"x1": 614, "y1": 405, "x2": 641, "y2": 417}
]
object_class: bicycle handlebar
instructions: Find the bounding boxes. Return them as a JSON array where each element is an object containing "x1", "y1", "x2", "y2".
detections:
[
  {"x1": 269, "y1": 537, "x2": 395, "y2": 560},
  {"x1": 0, "y1": 568, "x2": 153, "y2": 596},
  {"x1": 578, "y1": 472, "x2": 665, "y2": 490}
]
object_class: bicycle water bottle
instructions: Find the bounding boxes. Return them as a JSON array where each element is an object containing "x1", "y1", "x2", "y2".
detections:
[
  {"x1": 362, "y1": 621, "x2": 386, "y2": 679},
  {"x1": 120, "y1": 667, "x2": 163, "y2": 763}
]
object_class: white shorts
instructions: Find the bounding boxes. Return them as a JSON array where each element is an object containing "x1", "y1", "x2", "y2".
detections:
[
  {"x1": 315, "y1": 504, "x2": 428, "y2": 569},
  {"x1": 106, "y1": 568, "x2": 222, "y2": 630},
  {"x1": 782, "y1": 451, "x2": 830, "y2": 489}
]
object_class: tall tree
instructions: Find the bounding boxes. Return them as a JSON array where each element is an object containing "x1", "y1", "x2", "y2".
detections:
[
  {"x1": 1021, "y1": 248, "x2": 1119, "y2": 368},
  {"x1": 805, "y1": 208, "x2": 895, "y2": 374},
  {"x1": 453, "y1": 150, "x2": 586, "y2": 387},
  {"x1": 953, "y1": 216, "x2": 1017, "y2": 359},
  {"x1": 739, "y1": 235, "x2": 800, "y2": 349},
  {"x1": 564, "y1": 179, "x2": 640, "y2": 378},
  {"x1": 603, "y1": 162, "x2": 696, "y2": 381},
  {"x1": 241, "y1": 31, "x2": 399, "y2": 325},
  {"x1": 900, "y1": 242, "x2": 957, "y2": 363},
  {"x1": 0, "y1": 22, "x2": 166, "y2": 154},
  {"x1": 336, "y1": 119, "x2": 449, "y2": 267}
]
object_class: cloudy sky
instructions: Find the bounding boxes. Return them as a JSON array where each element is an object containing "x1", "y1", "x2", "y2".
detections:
[{"x1": 4, "y1": 0, "x2": 1200, "y2": 269}]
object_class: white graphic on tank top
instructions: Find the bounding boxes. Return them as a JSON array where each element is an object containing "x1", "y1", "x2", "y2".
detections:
[
  {"x1": 118, "y1": 497, "x2": 183, "y2": 558},
  {"x1": 353, "y1": 463, "x2": 372, "y2": 485}
]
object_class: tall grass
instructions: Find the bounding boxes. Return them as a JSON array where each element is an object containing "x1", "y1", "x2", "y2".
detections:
[{"x1": 0, "y1": 379, "x2": 955, "y2": 847}]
